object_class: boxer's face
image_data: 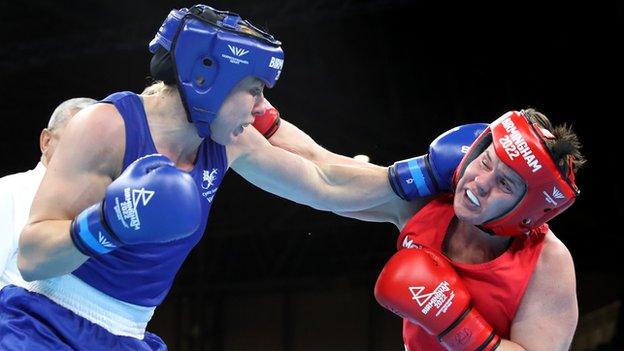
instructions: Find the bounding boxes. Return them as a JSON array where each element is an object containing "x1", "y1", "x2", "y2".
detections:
[
  {"x1": 210, "y1": 76, "x2": 265, "y2": 144},
  {"x1": 454, "y1": 144, "x2": 526, "y2": 225}
]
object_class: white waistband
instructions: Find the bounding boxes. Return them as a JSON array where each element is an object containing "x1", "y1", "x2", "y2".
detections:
[{"x1": 24, "y1": 274, "x2": 155, "y2": 339}]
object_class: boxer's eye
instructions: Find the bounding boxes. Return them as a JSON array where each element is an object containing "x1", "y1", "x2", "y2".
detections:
[
  {"x1": 250, "y1": 88, "x2": 262, "y2": 97},
  {"x1": 499, "y1": 178, "x2": 512, "y2": 193}
]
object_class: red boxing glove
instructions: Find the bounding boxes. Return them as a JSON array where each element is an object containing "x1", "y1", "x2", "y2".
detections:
[
  {"x1": 252, "y1": 108, "x2": 281, "y2": 138},
  {"x1": 374, "y1": 248, "x2": 500, "y2": 351}
]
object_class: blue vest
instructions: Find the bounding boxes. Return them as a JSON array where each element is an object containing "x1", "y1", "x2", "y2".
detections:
[{"x1": 72, "y1": 91, "x2": 227, "y2": 307}]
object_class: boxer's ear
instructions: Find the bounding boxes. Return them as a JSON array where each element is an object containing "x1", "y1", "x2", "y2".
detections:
[{"x1": 40, "y1": 128, "x2": 52, "y2": 155}]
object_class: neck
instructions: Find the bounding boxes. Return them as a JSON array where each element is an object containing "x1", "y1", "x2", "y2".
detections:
[
  {"x1": 141, "y1": 90, "x2": 203, "y2": 170},
  {"x1": 443, "y1": 217, "x2": 512, "y2": 264}
]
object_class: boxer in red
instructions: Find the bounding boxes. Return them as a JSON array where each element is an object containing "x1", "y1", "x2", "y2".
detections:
[{"x1": 258, "y1": 106, "x2": 584, "y2": 350}]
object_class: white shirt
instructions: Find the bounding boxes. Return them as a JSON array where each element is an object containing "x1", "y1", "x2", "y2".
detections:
[{"x1": 0, "y1": 162, "x2": 46, "y2": 289}]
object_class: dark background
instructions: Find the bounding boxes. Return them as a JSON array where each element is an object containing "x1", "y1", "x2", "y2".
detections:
[{"x1": 1, "y1": 1, "x2": 622, "y2": 350}]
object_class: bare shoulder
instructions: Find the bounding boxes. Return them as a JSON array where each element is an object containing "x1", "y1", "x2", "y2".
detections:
[
  {"x1": 537, "y1": 231, "x2": 575, "y2": 279},
  {"x1": 524, "y1": 231, "x2": 576, "y2": 308},
  {"x1": 68, "y1": 103, "x2": 126, "y2": 146},
  {"x1": 525, "y1": 231, "x2": 577, "y2": 310},
  {"x1": 510, "y1": 230, "x2": 578, "y2": 349},
  {"x1": 57, "y1": 103, "x2": 126, "y2": 176},
  {"x1": 28, "y1": 102, "x2": 126, "y2": 221}
]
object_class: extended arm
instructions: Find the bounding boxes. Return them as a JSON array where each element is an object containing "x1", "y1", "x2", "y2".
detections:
[
  {"x1": 228, "y1": 127, "x2": 396, "y2": 213},
  {"x1": 269, "y1": 119, "x2": 378, "y2": 168},
  {"x1": 253, "y1": 104, "x2": 486, "y2": 227},
  {"x1": 255, "y1": 109, "x2": 415, "y2": 227},
  {"x1": 252, "y1": 100, "x2": 376, "y2": 168}
]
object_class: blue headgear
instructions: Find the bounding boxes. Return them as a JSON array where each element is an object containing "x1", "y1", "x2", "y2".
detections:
[{"x1": 149, "y1": 4, "x2": 285, "y2": 137}]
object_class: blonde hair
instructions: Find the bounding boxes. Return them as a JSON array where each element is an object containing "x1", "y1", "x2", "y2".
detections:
[{"x1": 141, "y1": 81, "x2": 177, "y2": 96}]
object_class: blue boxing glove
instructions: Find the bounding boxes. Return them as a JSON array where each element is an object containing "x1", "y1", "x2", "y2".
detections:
[
  {"x1": 70, "y1": 154, "x2": 202, "y2": 256},
  {"x1": 388, "y1": 123, "x2": 487, "y2": 200}
]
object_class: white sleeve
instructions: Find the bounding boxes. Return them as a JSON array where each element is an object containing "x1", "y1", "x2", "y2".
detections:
[{"x1": 0, "y1": 185, "x2": 17, "y2": 275}]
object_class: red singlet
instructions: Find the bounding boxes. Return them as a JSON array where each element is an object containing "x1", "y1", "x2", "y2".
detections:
[{"x1": 396, "y1": 195, "x2": 547, "y2": 350}]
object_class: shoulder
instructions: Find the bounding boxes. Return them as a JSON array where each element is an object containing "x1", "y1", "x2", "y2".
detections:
[
  {"x1": 396, "y1": 196, "x2": 436, "y2": 230},
  {"x1": 510, "y1": 230, "x2": 578, "y2": 348},
  {"x1": 525, "y1": 231, "x2": 576, "y2": 302},
  {"x1": 532, "y1": 231, "x2": 577, "y2": 306},
  {"x1": 70, "y1": 103, "x2": 125, "y2": 135},
  {"x1": 59, "y1": 103, "x2": 126, "y2": 176},
  {"x1": 537, "y1": 231, "x2": 575, "y2": 278},
  {"x1": 397, "y1": 195, "x2": 451, "y2": 231}
]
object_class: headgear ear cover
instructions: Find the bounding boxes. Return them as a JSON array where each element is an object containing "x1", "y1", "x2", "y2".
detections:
[
  {"x1": 453, "y1": 111, "x2": 580, "y2": 236},
  {"x1": 149, "y1": 4, "x2": 285, "y2": 138}
]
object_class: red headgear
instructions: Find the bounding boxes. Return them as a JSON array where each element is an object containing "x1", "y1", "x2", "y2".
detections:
[{"x1": 453, "y1": 111, "x2": 580, "y2": 236}]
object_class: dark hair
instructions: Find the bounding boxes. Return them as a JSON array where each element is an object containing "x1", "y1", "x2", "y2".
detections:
[{"x1": 523, "y1": 108, "x2": 586, "y2": 176}]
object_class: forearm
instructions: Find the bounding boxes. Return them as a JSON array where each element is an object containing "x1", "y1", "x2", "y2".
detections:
[
  {"x1": 314, "y1": 162, "x2": 396, "y2": 211},
  {"x1": 269, "y1": 119, "x2": 379, "y2": 168},
  {"x1": 232, "y1": 137, "x2": 397, "y2": 213},
  {"x1": 315, "y1": 148, "x2": 377, "y2": 168},
  {"x1": 18, "y1": 220, "x2": 87, "y2": 281}
]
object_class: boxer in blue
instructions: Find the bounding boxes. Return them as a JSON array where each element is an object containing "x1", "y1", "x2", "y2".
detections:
[{"x1": 0, "y1": 5, "x2": 395, "y2": 350}]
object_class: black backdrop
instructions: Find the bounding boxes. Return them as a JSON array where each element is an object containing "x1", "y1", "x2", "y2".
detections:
[{"x1": 1, "y1": 1, "x2": 623, "y2": 349}]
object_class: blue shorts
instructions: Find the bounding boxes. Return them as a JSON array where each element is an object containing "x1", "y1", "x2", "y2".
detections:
[{"x1": 0, "y1": 285, "x2": 167, "y2": 351}]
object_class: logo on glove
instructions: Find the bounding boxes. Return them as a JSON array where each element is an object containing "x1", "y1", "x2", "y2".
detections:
[
  {"x1": 98, "y1": 231, "x2": 116, "y2": 248},
  {"x1": 409, "y1": 281, "x2": 455, "y2": 317},
  {"x1": 116, "y1": 187, "x2": 155, "y2": 231},
  {"x1": 131, "y1": 188, "x2": 155, "y2": 208}
]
